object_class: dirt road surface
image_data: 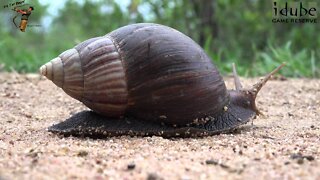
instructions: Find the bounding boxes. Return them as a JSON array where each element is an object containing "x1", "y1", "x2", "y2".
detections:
[{"x1": 0, "y1": 73, "x2": 319, "y2": 179}]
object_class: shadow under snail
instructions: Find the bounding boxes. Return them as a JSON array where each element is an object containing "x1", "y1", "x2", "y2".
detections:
[{"x1": 40, "y1": 23, "x2": 285, "y2": 138}]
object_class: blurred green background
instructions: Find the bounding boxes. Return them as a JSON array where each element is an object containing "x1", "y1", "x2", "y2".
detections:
[{"x1": 0, "y1": 0, "x2": 319, "y2": 77}]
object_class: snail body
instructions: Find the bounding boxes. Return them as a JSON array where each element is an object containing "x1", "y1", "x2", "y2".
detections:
[{"x1": 40, "y1": 23, "x2": 284, "y2": 137}]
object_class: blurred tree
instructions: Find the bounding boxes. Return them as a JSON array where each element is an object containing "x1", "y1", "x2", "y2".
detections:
[
  {"x1": 190, "y1": 0, "x2": 217, "y2": 46},
  {"x1": 0, "y1": 0, "x2": 318, "y2": 77}
]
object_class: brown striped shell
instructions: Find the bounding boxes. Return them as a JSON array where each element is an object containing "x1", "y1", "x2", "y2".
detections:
[
  {"x1": 40, "y1": 23, "x2": 228, "y2": 126},
  {"x1": 40, "y1": 37, "x2": 128, "y2": 117}
]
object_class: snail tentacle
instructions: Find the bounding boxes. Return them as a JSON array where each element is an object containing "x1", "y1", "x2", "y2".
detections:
[
  {"x1": 232, "y1": 63, "x2": 243, "y2": 90},
  {"x1": 250, "y1": 63, "x2": 285, "y2": 98}
]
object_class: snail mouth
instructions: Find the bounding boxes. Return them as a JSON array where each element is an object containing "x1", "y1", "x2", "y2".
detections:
[{"x1": 229, "y1": 89, "x2": 260, "y2": 115}]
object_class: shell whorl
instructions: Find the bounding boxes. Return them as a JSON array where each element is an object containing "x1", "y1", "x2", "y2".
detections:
[{"x1": 40, "y1": 37, "x2": 128, "y2": 117}]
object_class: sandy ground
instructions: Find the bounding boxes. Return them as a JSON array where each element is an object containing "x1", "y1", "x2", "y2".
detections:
[{"x1": 0, "y1": 72, "x2": 319, "y2": 180}]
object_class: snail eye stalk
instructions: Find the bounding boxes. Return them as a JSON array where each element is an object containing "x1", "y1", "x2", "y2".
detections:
[
  {"x1": 232, "y1": 63, "x2": 243, "y2": 91},
  {"x1": 250, "y1": 63, "x2": 286, "y2": 98}
]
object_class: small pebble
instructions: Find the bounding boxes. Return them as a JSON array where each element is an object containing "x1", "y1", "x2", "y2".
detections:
[
  {"x1": 290, "y1": 153, "x2": 315, "y2": 164},
  {"x1": 95, "y1": 159, "x2": 102, "y2": 164},
  {"x1": 205, "y1": 159, "x2": 218, "y2": 165},
  {"x1": 96, "y1": 168, "x2": 103, "y2": 174},
  {"x1": 290, "y1": 153, "x2": 302, "y2": 159},
  {"x1": 147, "y1": 173, "x2": 163, "y2": 180},
  {"x1": 77, "y1": 150, "x2": 88, "y2": 157},
  {"x1": 304, "y1": 156, "x2": 315, "y2": 161},
  {"x1": 220, "y1": 163, "x2": 230, "y2": 169},
  {"x1": 127, "y1": 162, "x2": 136, "y2": 170},
  {"x1": 297, "y1": 159, "x2": 304, "y2": 164}
]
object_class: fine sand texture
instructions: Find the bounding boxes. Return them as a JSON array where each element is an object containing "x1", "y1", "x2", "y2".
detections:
[{"x1": 0, "y1": 73, "x2": 319, "y2": 179}]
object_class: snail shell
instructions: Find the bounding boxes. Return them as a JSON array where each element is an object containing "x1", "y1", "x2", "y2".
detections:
[
  {"x1": 40, "y1": 23, "x2": 228, "y2": 125},
  {"x1": 41, "y1": 23, "x2": 284, "y2": 137}
]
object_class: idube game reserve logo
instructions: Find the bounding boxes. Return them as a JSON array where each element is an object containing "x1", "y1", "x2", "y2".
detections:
[
  {"x1": 3, "y1": 0, "x2": 40, "y2": 32},
  {"x1": 272, "y1": 1, "x2": 318, "y2": 23}
]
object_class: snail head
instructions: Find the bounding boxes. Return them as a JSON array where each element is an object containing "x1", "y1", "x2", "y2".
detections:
[{"x1": 230, "y1": 63, "x2": 285, "y2": 115}]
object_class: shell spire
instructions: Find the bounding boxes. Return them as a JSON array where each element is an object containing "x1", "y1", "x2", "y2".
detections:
[
  {"x1": 40, "y1": 57, "x2": 64, "y2": 87},
  {"x1": 40, "y1": 37, "x2": 129, "y2": 117},
  {"x1": 40, "y1": 48, "x2": 84, "y2": 100}
]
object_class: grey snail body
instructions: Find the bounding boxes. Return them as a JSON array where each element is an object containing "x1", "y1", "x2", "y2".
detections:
[{"x1": 40, "y1": 23, "x2": 284, "y2": 137}]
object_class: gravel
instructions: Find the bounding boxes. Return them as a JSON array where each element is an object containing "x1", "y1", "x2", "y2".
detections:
[{"x1": 0, "y1": 73, "x2": 319, "y2": 179}]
